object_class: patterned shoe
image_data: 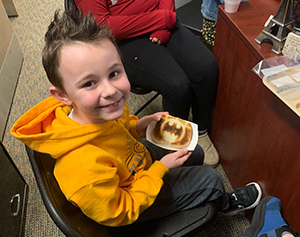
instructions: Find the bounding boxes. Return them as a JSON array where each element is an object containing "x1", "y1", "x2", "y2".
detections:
[
  {"x1": 198, "y1": 133, "x2": 219, "y2": 167},
  {"x1": 244, "y1": 196, "x2": 299, "y2": 237},
  {"x1": 200, "y1": 17, "x2": 217, "y2": 46},
  {"x1": 223, "y1": 182, "x2": 262, "y2": 215}
]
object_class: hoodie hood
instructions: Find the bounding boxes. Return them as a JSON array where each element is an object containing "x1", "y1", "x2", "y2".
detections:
[{"x1": 11, "y1": 96, "x2": 118, "y2": 158}]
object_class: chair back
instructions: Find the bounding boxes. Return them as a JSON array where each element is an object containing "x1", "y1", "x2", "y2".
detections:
[{"x1": 26, "y1": 146, "x2": 217, "y2": 237}]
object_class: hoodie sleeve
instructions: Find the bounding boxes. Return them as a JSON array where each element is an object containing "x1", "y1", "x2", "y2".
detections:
[
  {"x1": 75, "y1": 0, "x2": 176, "y2": 41},
  {"x1": 149, "y1": 0, "x2": 175, "y2": 43},
  {"x1": 66, "y1": 154, "x2": 168, "y2": 226}
]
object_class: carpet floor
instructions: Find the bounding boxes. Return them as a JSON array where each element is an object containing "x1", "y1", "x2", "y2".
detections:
[{"x1": 3, "y1": 0, "x2": 250, "y2": 236}]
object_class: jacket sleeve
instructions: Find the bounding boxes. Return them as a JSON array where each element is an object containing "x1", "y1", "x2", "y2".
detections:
[
  {"x1": 150, "y1": 0, "x2": 175, "y2": 43},
  {"x1": 158, "y1": 0, "x2": 175, "y2": 12},
  {"x1": 75, "y1": 0, "x2": 176, "y2": 41},
  {"x1": 150, "y1": 29, "x2": 171, "y2": 44},
  {"x1": 69, "y1": 158, "x2": 169, "y2": 226}
]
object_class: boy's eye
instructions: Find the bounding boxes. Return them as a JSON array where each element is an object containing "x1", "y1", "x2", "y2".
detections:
[
  {"x1": 83, "y1": 81, "x2": 94, "y2": 88},
  {"x1": 109, "y1": 71, "x2": 118, "y2": 79}
]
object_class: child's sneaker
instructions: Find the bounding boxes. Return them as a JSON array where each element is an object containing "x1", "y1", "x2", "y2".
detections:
[
  {"x1": 244, "y1": 196, "x2": 299, "y2": 237},
  {"x1": 223, "y1": 182, "x2": 262, "y2": 215}
]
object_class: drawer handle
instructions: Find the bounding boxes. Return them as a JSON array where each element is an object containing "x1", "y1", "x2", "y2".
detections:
[{"x1": 10, "y1": 194, "x2": 21, "y2": 216}]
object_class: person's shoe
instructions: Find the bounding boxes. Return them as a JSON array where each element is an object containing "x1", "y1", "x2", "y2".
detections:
[
  {"x1": 244, "y1": 196, "x2": 299, "y2": 237},
  {"x1": 198, "y1": 133, "x2": 219, "y2": 167},
  {"x1": 223, "y1": 182, "x2": 262, "y2": 215},
  {"x1": 200, "y1": 18, "x2": 217, "y2": 47}
]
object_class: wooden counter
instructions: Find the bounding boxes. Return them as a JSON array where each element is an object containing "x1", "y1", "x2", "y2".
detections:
[{"x1": 211, "y1": 0, "x2": 300, "y2": 231}]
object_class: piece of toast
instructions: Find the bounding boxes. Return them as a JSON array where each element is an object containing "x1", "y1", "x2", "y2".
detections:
[{"x1": 151, "y1": 115, "x2": 192, "y2": 149}]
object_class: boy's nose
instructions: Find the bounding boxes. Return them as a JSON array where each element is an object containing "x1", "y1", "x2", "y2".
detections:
[{"x1": 101, "y1": 80, "x2": 117, "y2": 97}]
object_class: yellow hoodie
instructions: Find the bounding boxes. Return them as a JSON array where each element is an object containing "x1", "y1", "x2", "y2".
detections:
[{"x1": 11, "y1": 96, "x2": 169, "y2": 226}]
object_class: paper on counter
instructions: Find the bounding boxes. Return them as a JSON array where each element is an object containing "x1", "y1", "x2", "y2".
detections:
[
  {"x1": 261, "y1": 64, "x2": 288, "y2": 77},
  {"x1": 263, "y1": 64, "x2": 300, "y2": 117},
  {"x1": 271, "y1": 76, "x2": 294, "y2": 87}
]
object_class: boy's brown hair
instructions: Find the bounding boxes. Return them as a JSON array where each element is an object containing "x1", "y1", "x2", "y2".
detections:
[{"x1": 42, "y1": 7, "x2": 119, "y2": 92}]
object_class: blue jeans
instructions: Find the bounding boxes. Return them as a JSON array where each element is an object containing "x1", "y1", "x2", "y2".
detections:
[
  {"x1": 201, "y1": 0, "x2": 248, "y2": 21},
  {"x1": 136, "y1": 139, "x2": 227, "y2": 222},
  {"x1": 118, "y1": 22, "x2": 218, "y2": 130},
  {"x1": 201, "y1": 0, "x2": 224, "y2": 21}
]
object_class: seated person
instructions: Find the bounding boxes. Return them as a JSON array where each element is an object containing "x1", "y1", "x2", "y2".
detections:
[
  {"x1": 74, "y1": 0, "x2": 220, "y2": 167},
  {"x1": 244, "y1": 196, "x2": 299, "y2": 237},
  {"x1": 200, "y1": 0, "x2": 247, "y2": 46},
  {"x1": 200, "y1": 0, "x2": 220, "y2": 46},
  {"x1": 11, "y1": 8, "x2": 261, "y2": 227}
]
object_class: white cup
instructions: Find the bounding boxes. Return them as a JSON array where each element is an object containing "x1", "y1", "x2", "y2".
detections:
[{"x1": 224, "y1": 0, "x2": 241, "y2": 13}]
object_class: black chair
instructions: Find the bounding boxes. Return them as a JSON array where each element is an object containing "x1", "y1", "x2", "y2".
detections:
[
  {"x1": 25, "y1": 146, "x2": 217, "y2": 237},
  {"x1": 64, "y1": 0, "x2": 159, "y2": 116},
  {"x1": 130, "y1": 87, "x2": 160, "y2": 116}
]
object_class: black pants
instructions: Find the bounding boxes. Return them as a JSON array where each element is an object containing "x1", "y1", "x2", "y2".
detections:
[
  {"x1": 118, "y1": 22, "x2": 219, "y2": 130},
  {"x1": 136, "y1": 140, "x2": 226, "y2": 222}
]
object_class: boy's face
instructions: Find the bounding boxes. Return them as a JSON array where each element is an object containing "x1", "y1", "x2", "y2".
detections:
[{"x1": 53, "y1": 39, "x2": 131, "y2": 124}]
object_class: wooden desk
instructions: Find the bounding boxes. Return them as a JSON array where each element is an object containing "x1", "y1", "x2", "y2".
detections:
[{"x1": 211, "y1": 0, "x2": 300, "y2": 231}]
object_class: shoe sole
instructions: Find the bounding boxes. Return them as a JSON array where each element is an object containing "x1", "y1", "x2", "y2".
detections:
[
  {"x1": 223, "y1": 182, "x2": 263, "y2": 216},
  {"x1": 243, "y1": 196, "x2": 274, "y2": 237}
]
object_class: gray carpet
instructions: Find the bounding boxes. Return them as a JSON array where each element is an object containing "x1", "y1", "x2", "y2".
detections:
[{"x1": 3, "y1": 0, "x2": 250, "y2": 236}]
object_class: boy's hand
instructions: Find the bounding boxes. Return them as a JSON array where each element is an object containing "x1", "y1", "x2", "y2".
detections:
[
  {"x1": 160, "y1": 149, "x2": 192, "y2": 169},
  {"x1": 136, "y1": 112, "x2": 169, "y2": 138}
]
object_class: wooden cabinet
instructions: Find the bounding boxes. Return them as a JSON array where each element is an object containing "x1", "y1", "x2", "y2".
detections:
[
  {"x1": 211, "y1": 0, "x2": 300, "y2": 231},
  {"x1": 2, "y1": 0, "x2": 18, "y2": 16},
  {"x1": 0, "y1": 0, "x2": 23, "y2": 140},
  {"x1": 0, "y1": 142, "x2": 28, "y2": 236}
]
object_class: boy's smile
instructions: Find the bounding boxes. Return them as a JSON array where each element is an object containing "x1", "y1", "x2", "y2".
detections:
[
  {"x1": 51, "y1": 39, "x2": 131, "y2": 124},
  {"x1": 99, "y1": 99, "x2": 120, "y2": 108}
]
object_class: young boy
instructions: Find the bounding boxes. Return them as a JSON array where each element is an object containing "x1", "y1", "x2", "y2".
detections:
[{"x1": 11, "y1": 8, "x2": 262, "y2": 227}]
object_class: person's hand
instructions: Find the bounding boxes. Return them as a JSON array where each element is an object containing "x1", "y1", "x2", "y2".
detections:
[
  {"x1": 160, "y1": 149, "x2": 192, "y2": 169},
  {"x1": 150, "y1": 29, "x2": 171, "y2": 44},
  {"x1": 150, "y1": 37, "x2": 162, "y2": 45},
  {"x1": 136, "y1": 112, "x2": 169, "y2": 138}
]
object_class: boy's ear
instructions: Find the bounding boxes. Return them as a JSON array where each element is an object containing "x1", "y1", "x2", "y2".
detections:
[{"x1": 49, "y1": 86, "x2": 72, "y2": 106}]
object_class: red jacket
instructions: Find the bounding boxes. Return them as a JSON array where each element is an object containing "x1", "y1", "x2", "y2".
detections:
[{"x1": 75, "y1": 0, "x2": 177, "y2": 43}]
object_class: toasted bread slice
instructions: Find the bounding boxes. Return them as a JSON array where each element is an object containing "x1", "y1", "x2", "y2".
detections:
[{"x1": 151, "y1": 115, "x2": 192, "y2": 149}]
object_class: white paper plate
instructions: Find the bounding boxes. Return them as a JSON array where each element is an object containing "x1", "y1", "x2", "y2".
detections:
[{"x1": 146, "y1": 117, "x2": 198, "y2": 151}]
